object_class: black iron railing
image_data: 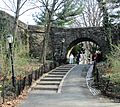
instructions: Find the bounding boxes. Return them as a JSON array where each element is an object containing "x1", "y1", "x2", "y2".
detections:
[{"x1": 0, "y1": 61, "x2": 56, "y2": 104}]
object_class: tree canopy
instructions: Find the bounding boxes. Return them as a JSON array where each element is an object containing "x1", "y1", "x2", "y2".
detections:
[{"x1": 33, "y1": 0, "x2": 83, "y2": 27}]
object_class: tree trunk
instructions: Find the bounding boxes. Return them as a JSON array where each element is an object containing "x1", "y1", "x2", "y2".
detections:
[
  {"x1": 41, "y1": 18, "x2": 51, "y2": 64},
  {"x1": 41, "y1": 0, "x2": 56, "y2": 64},
  {"x1": 13, "y1": 0, "x2": 21, "y2": 49}
]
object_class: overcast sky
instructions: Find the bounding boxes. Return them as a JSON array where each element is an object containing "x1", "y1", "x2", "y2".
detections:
[{"x1": 0, "y1": 0, "x2": 39, "y2": 25}]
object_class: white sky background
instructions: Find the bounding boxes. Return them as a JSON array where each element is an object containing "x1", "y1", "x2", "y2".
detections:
[
  {"x1": 0, "y1": 0, "x2": 40, "y2": 25},
  {"x1": 0, "y1": 0, "x2": 119, "y2": 26}
]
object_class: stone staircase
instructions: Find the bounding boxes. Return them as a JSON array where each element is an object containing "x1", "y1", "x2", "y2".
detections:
[{"x1": 30, "y1": 64, "x2": 75, "y2": 94}]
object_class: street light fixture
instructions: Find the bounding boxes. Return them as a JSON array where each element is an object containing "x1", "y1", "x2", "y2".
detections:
[
  {"x1": 59, "y1": 38, "x2": 65, "y2": 65},
  {"x1": 7, "y1": 34, "x2": 15, "y2": 87},
  {"x1": 61, "y1": 38, "x2": 65, "y2": 56},
  {"x1": 62, "y1": 38, "x2": 65, "y2": 43}
]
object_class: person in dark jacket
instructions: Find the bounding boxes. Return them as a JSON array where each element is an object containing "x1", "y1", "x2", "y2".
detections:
[{"x1": 76, "y1": 52, "x2": 81, "y2": 64}]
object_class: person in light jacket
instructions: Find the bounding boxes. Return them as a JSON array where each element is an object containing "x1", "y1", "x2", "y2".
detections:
[{"x1": 69, "y1": 54, "x2": 74, "y2": 64}]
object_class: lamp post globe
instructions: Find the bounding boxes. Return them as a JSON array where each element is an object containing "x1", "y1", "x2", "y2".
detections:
[
  {"x1": 61, "y1": 38, "x2": 65, "y2": 53},
  {"x1": 7, "y1": 34, "x2": 13, "y2": 43},
  {"x1": 62, "y1": 38, "x2": 65, "y2": 43}
]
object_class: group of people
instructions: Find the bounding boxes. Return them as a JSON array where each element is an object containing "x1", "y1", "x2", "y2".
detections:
[
  {"x1": 69, "y1": 52, "x2": 89, "y2": 64},
  {"x1": 69, "y1": 50, "x2": 102, "y2": 64},
  {"x1": 76, "y1": 51, "x2": 91, "y2": 64}
]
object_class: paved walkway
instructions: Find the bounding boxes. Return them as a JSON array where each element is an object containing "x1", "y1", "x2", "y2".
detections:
[{"x1": 18, "y1": 65, "x2": 119, "y2": 107}]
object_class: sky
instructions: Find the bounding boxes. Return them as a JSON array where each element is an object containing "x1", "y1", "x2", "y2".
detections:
[
  {"x1": 0, "y1": 0, "x2": 119, "y2": 26},
  {"x1": 0, "y1": 0, "x2": 39, "y2": 25}
]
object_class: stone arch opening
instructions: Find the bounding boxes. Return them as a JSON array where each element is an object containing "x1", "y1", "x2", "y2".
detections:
[
  {"x1": 50, "y1": 27, "x2": 110, "y2": 64},
  {"x1": 66, "y1": 37, "x2": 103, "y2": 63}
]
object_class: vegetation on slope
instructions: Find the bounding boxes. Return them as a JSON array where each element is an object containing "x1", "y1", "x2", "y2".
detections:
[{"x1": 106, "y1": 44, "x2": 120, "y2": 84}]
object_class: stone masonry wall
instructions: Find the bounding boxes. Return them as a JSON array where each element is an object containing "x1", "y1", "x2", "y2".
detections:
[
  {"x1": 0, "y1": 11, "x2": 51, "y2": 59},
  {"x1": 0, "y1": 10, "x2": 28, "y2": 44},
  {"x1": 50, "y1": 26, "x2": 120, "y2": 61},
  {"x1": 28, "y1": 25, "x2": 45, "y2": 58},
  {"x1": 0, "y1": 10, "x2": 119, "y2": 61}
]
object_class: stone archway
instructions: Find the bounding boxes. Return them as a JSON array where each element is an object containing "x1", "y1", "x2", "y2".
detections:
[
  {"x1": 66, "y1": 37, "x2": 101, "y2": 59},
  {"x1": 50, "y1": 27, "x2": 110, "y2": 62}
]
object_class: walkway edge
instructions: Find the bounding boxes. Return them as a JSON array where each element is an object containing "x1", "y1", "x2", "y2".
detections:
[
  {"x1": 57, "y1": 64, "x2": 77, "y2": 93},
  {"x1": 86, "y1": 64, "x2": 101, "y2": 96}
]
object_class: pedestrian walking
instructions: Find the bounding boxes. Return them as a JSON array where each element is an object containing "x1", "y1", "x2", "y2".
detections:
[
  {"x1": 76, "y1": 52, "x2": 80, "y2": 64},
  {"x1": 69, "y1": 54, "x2": 74, "y2": 64},
  {"x1": 79, "y1": 53, "x2": 85, "y2": 64}
]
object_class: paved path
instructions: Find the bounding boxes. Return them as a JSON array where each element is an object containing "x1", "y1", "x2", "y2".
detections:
[{"x1": 18, "y1": 65, "x2": 119, "y2": 107}]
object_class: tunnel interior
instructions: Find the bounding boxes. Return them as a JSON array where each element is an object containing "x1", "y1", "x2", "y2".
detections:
[{"x1": 66, "y1": 37, "x2": 103, "y2": 63}]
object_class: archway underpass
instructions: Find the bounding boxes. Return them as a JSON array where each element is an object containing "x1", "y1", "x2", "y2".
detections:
[
  {"x1": 50, "y1": 27, "x2": 110, "y2": 64},
  {"x1": 66, "y1": 38, "x2": 102, "y2": 64}
]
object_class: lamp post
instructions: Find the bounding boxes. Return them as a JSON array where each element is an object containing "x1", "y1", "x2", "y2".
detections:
[
  {"x1": 7, "y1": 34, "x2": 15, "y2": 87},
  {"x1": 60, "y1": 38, "x2": 65, "y2": 65},
  {"x1": 61, "y1": 38, "x2": 65, "y2": 56}
]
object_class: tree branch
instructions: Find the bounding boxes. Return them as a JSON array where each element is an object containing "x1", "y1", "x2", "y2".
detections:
[
  {"x1": 19, "y1": 0, "x2": 27, "y2": 10},
  {"x1": 19, "y1": 6, "x2": 38, "y2": 16},
  {"x1": 0, "y1": 7, "x2": 15, "y2": 14},
  {"x1": 54, "y1": 0, "x2": 65, "y2": 12},
  {"x1": 1, "y1": 0, "x2": 15, "y2": 12},
  {"x1": 8, "y1": 0, "x2": 16, "y2": 10},
  {"x1": 13, "y1": 0, "x2": 17, "y2": 10}
]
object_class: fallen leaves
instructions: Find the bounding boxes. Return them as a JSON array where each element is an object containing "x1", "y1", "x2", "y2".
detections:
[{"x1": 1, "y1": 90, "x2": 28, "y2": 107}]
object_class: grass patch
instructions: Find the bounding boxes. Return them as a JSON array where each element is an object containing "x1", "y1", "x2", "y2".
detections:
[{"x1": 0, "y1": 45, "x2": 41, "y2": 79}]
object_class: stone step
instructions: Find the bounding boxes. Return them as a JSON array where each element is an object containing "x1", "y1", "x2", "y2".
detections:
[
  {"x1": 57, "y1": 66, "x2": 74, "y2": 70},
  {"x1": 30, "y1": 90, "x2": 57, "y2": 94},
  {"x1": 53, "y1": 70, "x2": 68, "y2": 72},
  {"x1": 45, "y1": 75, "x2": 63, "y2": 78},
  {"x1": 30, "y1": 65, "x2": 75, "y2": 94},
  {"x1": 58, "y1": 67, "x2": 71, "y2": 69},
  {"x1": 37, "y1": 81, "x2": 60, "y2": 85},
  {"x1": 48, "y1": 73, "x2": 66, "y2": 76},
  {"x1": 48, "y1": 74, "x2": 64, "y2": 77},
  {"x1": 59, "y1": 65, "x2": 74, "y2": 68},
  {"x1": 56, "y1": 68, "x2": 70, "y2": 70},
  {"x1": 40, "y1": 77, "x2": 62, "y2": 81},
  {"x1": 49, "y1": 72, "x2": 66, "y2": 75},
  {"x1": 64, "y1": 64, "x2": 75, "y2": 67},
  {"x1": 59, "y1": 65, "x2": 72, "y2": 67},
  {"x1": 32, "y1": 85, "x2": 58, "y2": 90}
]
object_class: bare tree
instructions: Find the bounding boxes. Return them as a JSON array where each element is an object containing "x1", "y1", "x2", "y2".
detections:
[
  {"x1": 74, "y1": 0, "x2": 103, "y2": 27},
  {"x1": 35, "y1": 0, "x2": 83, "y2": 63},
  {"x1": 70, "y1": 0, "x2": 103, "y2": 59},
  {"x1": 34, "y1": 0, "x2": 68, "y2": 63},
  {"x1": 0, "y1": 0, "x2": 37, "y2": 45}
]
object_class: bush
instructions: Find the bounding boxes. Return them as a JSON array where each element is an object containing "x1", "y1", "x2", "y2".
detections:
[{"x1": 106, "y1": 44, "x2": 120, "y2": 84}]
